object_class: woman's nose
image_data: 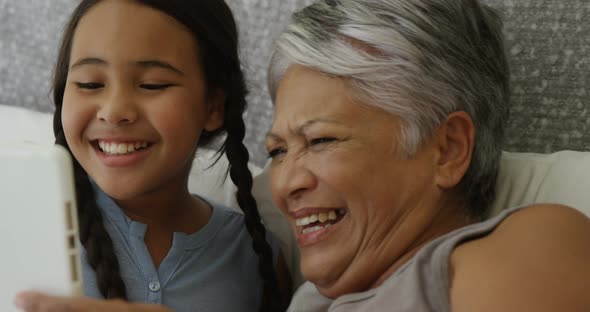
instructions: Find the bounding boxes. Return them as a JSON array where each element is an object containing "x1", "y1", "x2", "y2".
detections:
[
  {"x1": 272, "y1": 156, "x2": 317, "y2": 201},
  {"x1": 96, "y1": 87, "x2": 138, "y2": 125}
]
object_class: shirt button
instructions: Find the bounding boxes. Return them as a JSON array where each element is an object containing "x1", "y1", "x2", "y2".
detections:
[{"x1": 148, "y1": 281, "x2": 161, "y2": 292}]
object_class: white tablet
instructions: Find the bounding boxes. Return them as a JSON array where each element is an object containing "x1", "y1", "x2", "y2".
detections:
[{"x1": 0, "y1": 142, "x2": 83, "y2": 312}]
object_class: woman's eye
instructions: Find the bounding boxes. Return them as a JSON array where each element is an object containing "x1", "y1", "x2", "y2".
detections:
[
  {"x1": 267, "y1": 147, "x2": 286, "y2": 159},
  {"x1": 140, "y1": 84, "x2": 174, "y2": 90},
  {"x1": 310, "y1": 137, "x2": 337, "y2": 146},
  {"x1": 75, "y1": 82, "x2": 104, "y2": 89}
]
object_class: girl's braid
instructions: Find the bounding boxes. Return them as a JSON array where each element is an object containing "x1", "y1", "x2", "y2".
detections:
[{"x1": 222, "y1": 74, "x2": 284, "y2": 311}]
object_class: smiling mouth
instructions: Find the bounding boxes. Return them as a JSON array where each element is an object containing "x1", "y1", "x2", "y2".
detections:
[
  {"x1": 295, "y1": 209, "x2": 347, "y2": 235},
  {"x1": 94, "y1": 140, "x2": 152, "y2": 155}
]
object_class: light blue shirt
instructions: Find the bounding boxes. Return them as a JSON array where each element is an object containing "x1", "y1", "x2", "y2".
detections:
[{"x1": 82, "y1": 185, "x2": 277, "y2": 312}]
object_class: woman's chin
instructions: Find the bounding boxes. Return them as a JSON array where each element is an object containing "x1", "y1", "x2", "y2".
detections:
[
  {"x1": 308, "y1": 277, "x2": 353, "y2": 300},
  {"x1": 301, "y1": 250, "x2": 378, "y2": 299},
  {"x1": 300, "y1": 257, "x2": 347, "y2": 298}
]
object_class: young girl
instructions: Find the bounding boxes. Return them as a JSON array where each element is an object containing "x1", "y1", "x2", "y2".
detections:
[{"x1": 15, "y1": 0, "x2": 289, "y2": 311}]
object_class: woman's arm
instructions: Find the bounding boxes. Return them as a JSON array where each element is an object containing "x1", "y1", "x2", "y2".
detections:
[
  {"x1": 450, "y1": 204, "x2": 590, "y2": 312},
  {"x1": 14, "y1": 292, "x2": 171, "y2": 312}
]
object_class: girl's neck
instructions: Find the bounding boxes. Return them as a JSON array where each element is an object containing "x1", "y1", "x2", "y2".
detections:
[
  {"x1": 113, "y1": 184, "x2": 213, "y2": 269},
  {"x1": 115, "y1": 184, "x2": 212, "y2": 235}
]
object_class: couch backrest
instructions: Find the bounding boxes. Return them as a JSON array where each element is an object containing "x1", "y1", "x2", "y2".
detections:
[{"x1": 0, "y1": 0, "x2": 588, "y2": 166}]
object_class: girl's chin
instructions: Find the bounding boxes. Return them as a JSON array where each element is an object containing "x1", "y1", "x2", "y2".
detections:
[{"x1": 92, "y1": 181, "x2": 140, "y2": 200}]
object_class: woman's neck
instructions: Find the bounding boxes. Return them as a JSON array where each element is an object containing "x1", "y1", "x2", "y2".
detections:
[{"x1": 372, "y1": 199, "x2": 472, "y2": 288}]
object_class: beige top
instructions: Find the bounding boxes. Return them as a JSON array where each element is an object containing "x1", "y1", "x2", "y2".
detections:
[{"x1": 287, "y1": 206, "x2": 525, "y2": 312}]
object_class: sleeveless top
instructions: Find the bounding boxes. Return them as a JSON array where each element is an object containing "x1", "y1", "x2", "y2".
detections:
[
  {"x1": 287, "y1": 206, "x2": 526, "y2": 312},
  {"x1": 82, "y1": 184, "x2": 278, "y2": 312}
]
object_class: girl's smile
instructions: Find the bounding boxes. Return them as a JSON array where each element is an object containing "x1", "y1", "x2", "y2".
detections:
[{"x1": 92, "y1": 139, "x2": 153, "y2": 168}]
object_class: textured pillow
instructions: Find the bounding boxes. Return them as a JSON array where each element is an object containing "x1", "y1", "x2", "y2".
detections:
[{"x1": 482, "y1": 0, "x2": 590, "y2": 155}]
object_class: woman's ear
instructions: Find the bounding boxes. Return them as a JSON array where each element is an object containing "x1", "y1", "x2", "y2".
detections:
[
  {"x1": 433, "y1": 111, "x2": 475, "y2": 189},
  {"x1": 204, "y1": 89, "x2": 225, "y2": 131}
]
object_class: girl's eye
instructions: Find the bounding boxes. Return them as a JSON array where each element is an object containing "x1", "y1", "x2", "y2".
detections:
[
  {"x1": 310, "y1": 137, "x2": 337, "y2": 146},
  {"x1": 267, "y1": 147, "x2": 286, "y2": 159},
  {"x1": 140, "y1": 84, "x2": 174, "y2": 90},
  {"x1": 75, "y1": 82, "x2": 104, "y2": 89}
]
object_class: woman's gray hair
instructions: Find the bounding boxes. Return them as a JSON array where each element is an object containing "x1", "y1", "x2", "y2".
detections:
[{"x1": 268, "y1": 0, "x2": 510, "y2": 220}]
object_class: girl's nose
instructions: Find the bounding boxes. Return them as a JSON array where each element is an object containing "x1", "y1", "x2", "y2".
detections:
[{"x1": 96, "y1": 87, "x2": 138, "y2": 125}]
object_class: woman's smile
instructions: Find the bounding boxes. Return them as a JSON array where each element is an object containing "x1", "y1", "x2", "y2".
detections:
[{"x1": 292, "y1": 208, "x2": 348, "y2": 247}]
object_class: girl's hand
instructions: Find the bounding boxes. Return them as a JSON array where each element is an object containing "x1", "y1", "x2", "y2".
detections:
[{"x1": 14, "y1": 291, "x2": 172, "y2": 312}]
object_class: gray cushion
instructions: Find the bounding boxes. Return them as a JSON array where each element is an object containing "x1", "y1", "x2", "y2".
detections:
[{"x1": 0, "y1": 0, "x2": 588, "y2": 165}]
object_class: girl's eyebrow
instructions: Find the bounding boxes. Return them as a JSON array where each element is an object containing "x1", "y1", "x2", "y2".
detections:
[
  {"x1": 69, "y1": 58, "x2": 185, "y2": 76},
  {"x1": 70, "y1": 57, "x2": 106, "y2": 70},
  {"x1": 136, "y1": 60, "x2": 185, "y2": 76}
]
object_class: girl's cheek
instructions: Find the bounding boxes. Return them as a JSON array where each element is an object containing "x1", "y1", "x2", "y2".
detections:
[{"x1": 61, "y1": 95, "x2": 87, "y2": 142}]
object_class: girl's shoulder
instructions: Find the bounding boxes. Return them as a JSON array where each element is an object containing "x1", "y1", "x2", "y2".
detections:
[
  {"x1": 450, "y1": 204, "x2": 590, "y2": 311},
  {"x1": 203, "y1": 197, "x2": 281, "y2": 253}
]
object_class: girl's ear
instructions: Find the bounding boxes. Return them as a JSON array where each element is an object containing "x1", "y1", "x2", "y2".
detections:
[
  {"x1": 433, "y1": 111, "x2": 475, "y2": 189},
  {"x1": 204, "y1": 89, "x2": 225, "y2": 131}
]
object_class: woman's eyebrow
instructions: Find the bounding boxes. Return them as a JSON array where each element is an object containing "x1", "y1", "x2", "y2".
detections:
[{"x1": 266, "y1": 118, "x2": 346, "y2": 139}]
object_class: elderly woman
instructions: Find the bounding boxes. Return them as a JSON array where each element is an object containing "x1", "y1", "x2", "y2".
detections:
[{"x1": 265, "y1": 0, "x2": 590, "y2": 311}]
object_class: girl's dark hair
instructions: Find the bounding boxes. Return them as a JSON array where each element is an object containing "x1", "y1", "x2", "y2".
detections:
[{"x1": 53, "y1": 0, "x2": 284, "y2": 310}]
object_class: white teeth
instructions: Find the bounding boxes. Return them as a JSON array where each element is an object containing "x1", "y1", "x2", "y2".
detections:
[
  {"x1": 328, "y1": 210, "x2": 337, "y2": 220},
  {"x1": 295, "y1": 209, "x2": 344, "y2": 227},
  {"x1": 296, "y1": 216, "x2": 310, "y2": 227},
  {"x1": 302, "y1": 225, "x2": 322, "y2": 235},
  {"x1": 99, "y1": 141, "x2": 149, "y2": 155},
  {"x1": 302, "y1": 223, "x2": 333, "y2": 234}
]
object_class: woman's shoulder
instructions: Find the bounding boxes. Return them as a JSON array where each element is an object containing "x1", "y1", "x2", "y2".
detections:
[
  {"x1": 450, "y1": 204, "x2": 590, "y2": 311},
  {"x1": 456, "y1": 204, "x2": 590, "y2": 253}
]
